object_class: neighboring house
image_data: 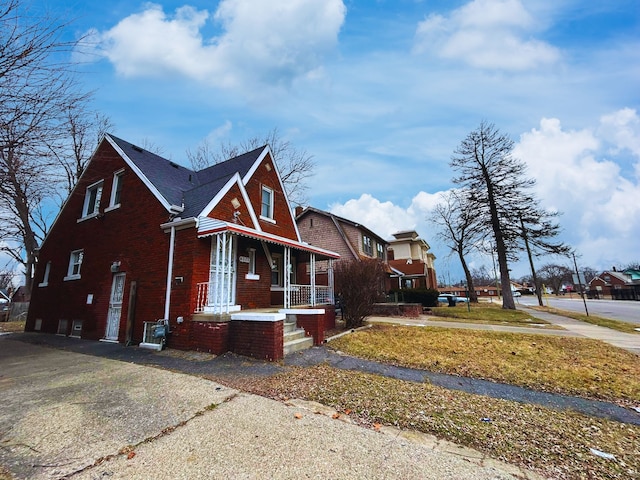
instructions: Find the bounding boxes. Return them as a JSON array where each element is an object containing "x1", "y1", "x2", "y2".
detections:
[
  {"x1": 26, "y1": 134, "x2": 339, "y2": 360},
  {"x1": 387, "y1": 230, "x2": 437, "y2": 290},
  {"x1": 588, "y1": 269, "x2": 640, "y2": 300},
  {"x1": 295, "y1": 206, "x2": 390, "y2": 288}
]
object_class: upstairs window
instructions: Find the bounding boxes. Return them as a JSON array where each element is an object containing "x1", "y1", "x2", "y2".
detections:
[
  {"x1": 261, "y1": 186, "x2": 274, "y2": 220},
  {"x1": 377, "y1": 243, "x2": 385, "y2": 259},
  {"x1": 363, "y1": 235, "x2": 373, "y2": 256},
  {"x1": 38, "y1": 261, "x2": 51, "y2": 287},
  {"x1": 64, "y1": 250, "x2": 84, "y2": 281},
  {"x1": 81, "y1": 181, "x2": 103, "y2": 218},
  {"x1": 108, "y1": 170, "x2": 124, "y2": 209}
]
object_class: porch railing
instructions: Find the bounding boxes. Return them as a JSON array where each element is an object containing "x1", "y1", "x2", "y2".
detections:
[
  {"x1": 290, "y1": 284, "x2": 333, "y2": 307},
  {"x1": 195, "y1": 282, "x2": 333, "y2": 313}
]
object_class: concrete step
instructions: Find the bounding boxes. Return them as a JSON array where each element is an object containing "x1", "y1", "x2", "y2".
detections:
[
  {"x1": 283, "y1": 321, "x2": 297, "y2": 334},
  {"x1": 284, "y1": 334, "x2": 314, "y2": 355},
  {"x1": 283, "y1": 328, "x2": 306, "y2": 342}
]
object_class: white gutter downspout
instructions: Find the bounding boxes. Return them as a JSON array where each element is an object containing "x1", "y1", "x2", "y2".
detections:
[{"x1": 164, "y1": 224, "x2": 176, "y2": 322}]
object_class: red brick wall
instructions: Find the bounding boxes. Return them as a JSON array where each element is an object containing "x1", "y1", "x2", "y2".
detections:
[
  {"x1": 244, "y1": 152, "x2": 298, "y2": 240},
  {"x1": 230, "y1": 319, "x2": 284, "y2": 361},
  {"x1": 27, "y1": 141, "x2": 171, "y2": 343},
  {"x1": 295, "y1": 313, "x2": 324, "y2": 345}
]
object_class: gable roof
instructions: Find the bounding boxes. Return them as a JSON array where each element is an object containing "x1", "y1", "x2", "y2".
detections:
[
  {"x1": 107, "y1": 134, "x2": 266, "y2": 218},
  {"x1": 296, "y1": 207, "x2": 388, "y2": 244}
]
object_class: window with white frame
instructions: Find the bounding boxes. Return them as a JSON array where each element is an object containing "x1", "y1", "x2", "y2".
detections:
[
  {"x1": 64, "y1": 250, "x2": 84, "y2": 280},
  {"x1": 376, "y1": 242, "x2": 385, "y2": 259},
  {"x1": 271, "y1": 254, "x2": 281, "y2": 286},
  {"x1": 245, "y1": 248, "x2": 259, "y2": 280},
  {"x1": 248, "y1": 248, "x2": 256, "y2": 275},
  {"x1": 38, "y1": 261, "x2": 51, "y2": 287},
  {"x1": 261, "y1": 186, "x2": 274, "y2": 220},
  {"x1": 81, "y1": 181, "x2": 103, "y2": 218},
  {"x1": 108, "y1": 170, "x2": 124, "y2": 209},
  {"x1": 363, "y1": 235, "x2": 373, "y2": 256}
]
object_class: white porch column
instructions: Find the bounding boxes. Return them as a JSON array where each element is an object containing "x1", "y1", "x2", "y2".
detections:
[
  {"x1": 310, "y1": 253, "x2": 316, "y2": 306},
  {"x1": 224, "y1": 232, "x2": 233, "y2": 314},
  {"x1": 284, "y1": 247, "x2": 291, "y2": 309},
  {"x1": 328, "y1": 258, "x2": 335, "y2": 304}
]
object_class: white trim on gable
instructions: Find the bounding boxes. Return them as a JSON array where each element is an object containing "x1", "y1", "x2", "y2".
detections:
[
  {"x1": 105, "y1": 134, "x2": 174, "y2": 213},
  {"x1": 197, "y1": 173, "x2": 262, "y2": 231},
  {"x1": 240, "y1": 145, "x2": 304, "y2": 243}
]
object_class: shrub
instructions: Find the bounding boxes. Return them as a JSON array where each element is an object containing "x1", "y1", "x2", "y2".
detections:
[{"x1": 335, "y1": 259, "x2": 386, "y2": 329}]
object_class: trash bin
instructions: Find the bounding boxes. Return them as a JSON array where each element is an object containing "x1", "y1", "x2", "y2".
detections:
[{"x1": 447, "y1": 296, "x2": 457, "y2": 307}]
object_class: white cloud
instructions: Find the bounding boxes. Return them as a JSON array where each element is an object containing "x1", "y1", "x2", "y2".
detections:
[
  {"x1": 414, "y1": 0, "x2": 560, "y2": 70},
  {"x1": 329, "y1": 194, "x2": 418, "y2": 239},
  {"x1": 84, "y1": 1, "x2": 346, "y2": 91},
  {"x1": 514, "y1": 112, "x2": 640, "y2": 269}
]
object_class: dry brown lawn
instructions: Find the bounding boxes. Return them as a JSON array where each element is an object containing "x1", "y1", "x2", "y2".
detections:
[{"x1": 330, "y1": 324, "x2": 640, "y2": 403}]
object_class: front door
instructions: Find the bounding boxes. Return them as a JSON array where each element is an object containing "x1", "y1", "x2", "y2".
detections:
[{"x1": 105, "y1": 273, "x2": 126, "y2": 340}]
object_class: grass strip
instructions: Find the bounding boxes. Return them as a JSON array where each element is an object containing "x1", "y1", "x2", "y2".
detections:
[{"x1": 329, "y1": 325, "x2": 640, "y2": 403}]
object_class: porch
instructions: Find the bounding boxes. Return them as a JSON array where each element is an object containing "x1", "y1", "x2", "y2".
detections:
[{"x1": 195, "y1": 283, "x2": 334, "y2": 313}]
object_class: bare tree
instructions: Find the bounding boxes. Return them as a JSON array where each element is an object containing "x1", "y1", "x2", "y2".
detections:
[
  {"x1": 431, "y1": 189, "x2": 480, "y2": 302},
  {"x1": 53, "y1": 108, "x2": 113, "y2": 194},
  {"x1": 0, "y1": 0, "x2": 90, "y2": 291},
  {"x1": 187, "y1": 128, "x2": 315, "y2": 206},
  {"x1": 519, "y1": 209, "x2": 571, "y2": 306},
  {"x1": 538, "y1": 264, "x2": 573, "y2": 295},
  {"x1": 451, "y1": 121, "x2": 538, "y2": 309}
]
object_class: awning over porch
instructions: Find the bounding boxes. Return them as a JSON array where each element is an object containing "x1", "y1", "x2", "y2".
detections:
[
  {"x1": 197, "y1": 217, "x2": 340, "y2": 260},
  {"x1": 196, "y1": 217, "x2": 340, "y2": 313}
]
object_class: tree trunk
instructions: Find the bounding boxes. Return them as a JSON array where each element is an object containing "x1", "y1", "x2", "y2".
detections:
[
  {"x1": 458, "y1": 247, "x2": 478, "y2": 303},
  {"x1": 520, "y1": 215, "x2": 543, "y2": 306}
]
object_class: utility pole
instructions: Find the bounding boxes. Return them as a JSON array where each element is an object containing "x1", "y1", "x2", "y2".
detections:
[{"x1": 572, "y1": 252, "x2": 589, "y2": 317}]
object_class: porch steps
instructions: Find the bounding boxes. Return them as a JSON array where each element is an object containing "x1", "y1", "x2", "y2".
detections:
[{"x1": 283, "y1": 321, "x2": 313, "y2": 355}]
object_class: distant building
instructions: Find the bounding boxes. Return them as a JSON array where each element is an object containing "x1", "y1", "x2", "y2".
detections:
[{"x1": 387, "y1": 230, "x2": 437, "y2": 290}]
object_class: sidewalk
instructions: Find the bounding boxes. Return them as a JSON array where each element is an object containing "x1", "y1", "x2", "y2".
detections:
[
  {"x1": 0, "y1": 335, "x2": 539, "y2": 480},
  {"x1": 521, "y1": 307, "x2": 640, "y2": 355}
]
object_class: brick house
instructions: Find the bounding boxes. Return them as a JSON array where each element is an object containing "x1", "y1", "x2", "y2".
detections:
[
  {"x1": 26, "y1": 134, "x2": 339, "y2": 360},
  {"x1": 386, "y1": 230, "x2": 437, "y2": 290},
  {"x1": 588, "y1": 269, "x2": 640, "y2": 300},
  {"x1": 295, "y1": 206, "x2": 395, "y2": 295}
]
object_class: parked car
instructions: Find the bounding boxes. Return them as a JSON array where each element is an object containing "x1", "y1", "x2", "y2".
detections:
[
  {"x1": 512, "y1": 291, "x2": 522, "y2": 297},
  {"x1": 437, "y1": 294, "x2": 469, "y2": 305}
]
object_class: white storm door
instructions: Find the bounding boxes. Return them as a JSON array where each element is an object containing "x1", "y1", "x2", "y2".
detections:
[
  {"x1": 105, "y1": 273, "x2": 126, "y2": 340},
  {"x1": 208, "y1": 234, "x2": 236, "y2": 313}
]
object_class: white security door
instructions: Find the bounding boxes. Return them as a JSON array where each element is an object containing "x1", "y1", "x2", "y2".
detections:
[
  {"x1": 208, "y1": 234, "x2": 236, "y2": 313},
  {"x1": 105, "y1": 273, "x2": 126, "y2": 340}
]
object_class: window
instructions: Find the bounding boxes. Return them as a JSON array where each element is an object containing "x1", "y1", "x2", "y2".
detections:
[
  {"x1": 363, "y1": 235, "x2": 373, "y2": 256},
  {"x1": 108, "y1": 170, "x2": 124, "y2": 209},
  {"x1": 38, "y1": 261, "x2": 51, "y2": 287},
  {"x1": 81, "y1": 181, "x2": 103, "y2": 218},
  {"x1": 261, "y1": 186, "x2": 274, "y2": 220},
  {"x1": 245, "y1": 248, "x2": 259, "y2": 280},
  {"x1": 65, "y1": 250, "x2": 83, "y2": 281},
  {"x1": 376, "y1": 243, "x2": 385, "y2": 259},
  {"x1": 271, "y1": 254, "x2": 282, "y2": 286}
]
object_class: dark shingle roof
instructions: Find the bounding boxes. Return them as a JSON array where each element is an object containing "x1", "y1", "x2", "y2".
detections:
[{"x1": 108, "y1": 134, "x2": 265, "y2": 217}]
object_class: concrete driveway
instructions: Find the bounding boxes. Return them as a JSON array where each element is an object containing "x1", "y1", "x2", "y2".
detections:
[{"x1": 0, "y1": 336, "x2": 541, "y2": 480}]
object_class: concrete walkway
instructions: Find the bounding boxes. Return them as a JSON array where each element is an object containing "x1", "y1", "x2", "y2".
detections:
[{"x1": 521, "y1": 307, "x2": 640, "y2": 355}]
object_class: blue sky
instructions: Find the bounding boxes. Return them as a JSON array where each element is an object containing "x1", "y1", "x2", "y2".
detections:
[{"x1": 38, "y1": 0, "x2": 640, "y2": 282}]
